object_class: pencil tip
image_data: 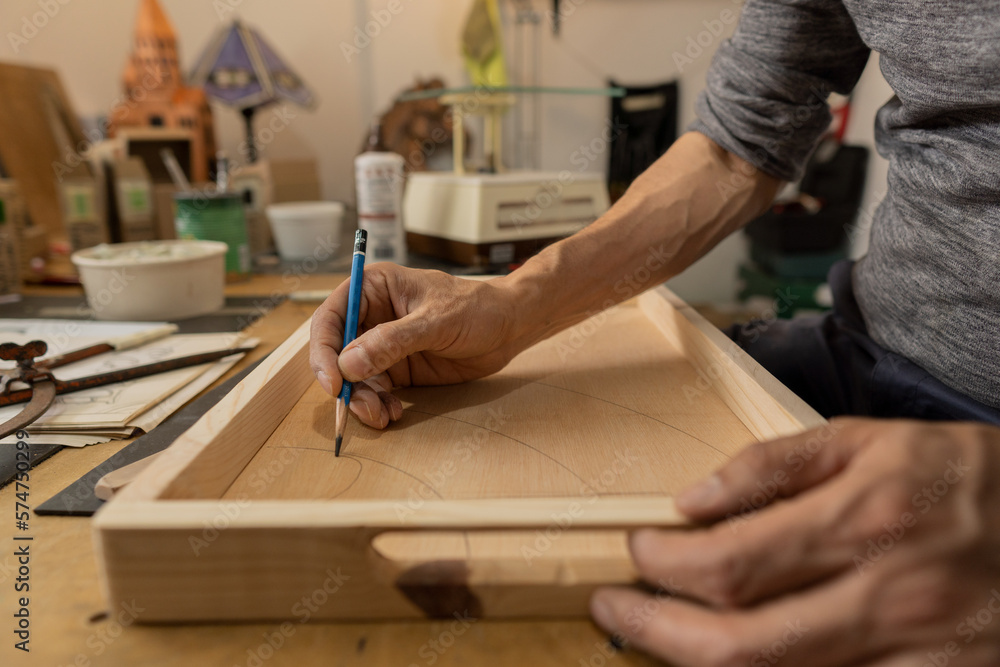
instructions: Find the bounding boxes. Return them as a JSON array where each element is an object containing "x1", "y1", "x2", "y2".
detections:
[{"x1": 335, "y1": 436, "x2": 342, "y2": 457}]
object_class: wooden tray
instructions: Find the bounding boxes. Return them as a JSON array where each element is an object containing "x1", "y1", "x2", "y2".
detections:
[{"x1": 93, "y1": 286, "x2": 824, "y2": 622}]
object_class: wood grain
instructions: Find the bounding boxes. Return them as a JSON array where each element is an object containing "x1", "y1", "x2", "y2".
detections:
[
  {"x1": 94, "y1": 285, "x2": 823, "y2": 622},
  {"x1": 9, "y1": 274, "x2": 663, "y2": 666},
  {"x1": 640, "y1": 287, "x2": 827, "y2": 439},
  {"x1": 0, "y1": 63, "x2": 88, "y2": 240}
]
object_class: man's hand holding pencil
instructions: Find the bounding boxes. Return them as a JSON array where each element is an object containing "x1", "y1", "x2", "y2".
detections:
[{"x1": 309, "y1": 263, "x2": 525, "y2": 431}]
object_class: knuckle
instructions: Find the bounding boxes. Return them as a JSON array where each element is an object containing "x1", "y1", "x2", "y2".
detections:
[
  {"x1": 366, "y1": 325, "x2": 401, "y2": 365},
  {"x1": 703, "y1": 628, "x2": 751, "y2": 667},
  {"x1": 874, "y1": 482, "x2": 914, "y2": 521},
  {"x1": 700, "y1": 547, "x2": 750, "y2": 607},
  {"x1": 620, "y1": 597, "x2": 662, "y2": 641},
  {"x1": 740, "y1": 442, "x2": 774, "y2": 473},
  {"x1": 875, "y1": 566, "x2": 958, "y2": 629},
  {"x1": 845, "y1": 481, "x2": 914, "y2": 544}
]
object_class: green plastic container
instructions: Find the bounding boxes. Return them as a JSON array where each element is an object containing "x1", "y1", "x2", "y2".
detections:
[{"x1": 173, "y1": 192, "x2": 250, "y2": 281}]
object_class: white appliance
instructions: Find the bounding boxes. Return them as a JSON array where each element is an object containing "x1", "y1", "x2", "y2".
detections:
[{"x1": 403, "y1": 170, "x2": 610, "y2": 266}]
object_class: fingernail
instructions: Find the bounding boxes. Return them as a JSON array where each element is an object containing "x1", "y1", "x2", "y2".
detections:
[
  {"x1": 379, "y1": 391, "x2": 403, "y2": 421},
  {"x1": 339, "y1": 346, "x2": 373, "y2": 380},
  {"x1": 590, "y1": 598, "x2": 617, "y2": 634},
  {"x1": 316, "y1": 371, "x2": 333, "y2": 395},
  {"x1": 678, "y1": 474, "x2": 723, "y2": 510}
]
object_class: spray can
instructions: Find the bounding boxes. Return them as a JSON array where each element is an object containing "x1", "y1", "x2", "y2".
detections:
[{"x1": 354, "y1": 128, "x2": 406, "y2": 265}]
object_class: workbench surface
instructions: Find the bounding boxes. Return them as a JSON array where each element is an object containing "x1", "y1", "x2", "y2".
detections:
[{"x1": 2, "y1": 274, "x2": 656, "y2": 667}]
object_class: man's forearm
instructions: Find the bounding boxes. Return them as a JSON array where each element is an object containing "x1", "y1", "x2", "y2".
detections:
[{"x1": 498, "y1": 131, "x2": 782, "y2": 350}]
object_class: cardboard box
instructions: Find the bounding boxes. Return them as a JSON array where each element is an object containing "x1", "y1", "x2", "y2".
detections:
[
  {"x1": 0, "y1": 179, "x2": 46, "y2": 281},
  {"x1": 110, "y1": 157, "x2": 157, "y2": 242},
  {"x1": 152, "y1": 183, "x2": 179, "y2": 240},
  {"x1": 0, "y1": 198, "x2": 22, "y2": 299}
]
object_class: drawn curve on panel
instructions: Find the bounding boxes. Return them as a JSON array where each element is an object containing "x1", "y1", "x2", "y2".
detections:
[
  {"x1": 343, "y1": 452, "x2": 473, "y2": 560},
  {"x1": 532, "y1": 381, "x2": 732, "y2": 460},
  {"x1": 262, "y1": 446, "x2": 474, "y2": 559},
  {"x1": 262, "y1": 445, "x2": 364, "y2": 499},
  {"x1": 407, "y1": 408, "x2": 602, "y2": 495}
]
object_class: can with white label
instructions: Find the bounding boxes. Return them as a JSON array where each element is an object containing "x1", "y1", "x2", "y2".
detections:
[{"x1": 354, "y1": 151, "x2": 407, "y2": 265}]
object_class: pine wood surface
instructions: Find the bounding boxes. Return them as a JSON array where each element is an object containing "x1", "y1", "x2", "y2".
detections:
[
  {"x1": 223, "y1": 301, "x2": 756, "y2": 570},
  {"x1": 94, "y1": 286, "x2": 823, "y2": 625},
  {"x1": 5, "y1": 274, "x2": 661, "y2": 666},
  {"x1": 7, "y1": 275, "x2": 820, "y2": 665}
]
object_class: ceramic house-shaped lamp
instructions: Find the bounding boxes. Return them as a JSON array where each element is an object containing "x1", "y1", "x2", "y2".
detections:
[{"x1": 111, "y1": 0, "x2": 217, "y2": 183}]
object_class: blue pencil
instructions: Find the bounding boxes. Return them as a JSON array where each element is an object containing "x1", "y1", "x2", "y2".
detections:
[{"x1": 335, "y1": 229, "x2": 367, "y2": 456}]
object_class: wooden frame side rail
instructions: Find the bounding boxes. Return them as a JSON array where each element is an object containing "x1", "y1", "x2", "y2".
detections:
[{"x1": 93, "y1": 285, "x2": 824, "y2": 622}]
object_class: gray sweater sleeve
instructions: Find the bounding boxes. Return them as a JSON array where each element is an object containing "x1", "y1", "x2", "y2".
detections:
[{"x1": 691, "y1": 0, "x2": 872, "y2": 181}]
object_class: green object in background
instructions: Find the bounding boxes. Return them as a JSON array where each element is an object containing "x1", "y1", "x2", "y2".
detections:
[
  {"x1": 63, "y1": 184, "x2": 97, "y2": 223},
  {"x1": 125, "y1": 186, "x2": 150, "y2": 215},
  {"x1": 738, "y1": 263, "x2": 829, "y2": 317},
  {"x1": 750, "y1": 242, "x2": 848, "y2": 280},
  {"x1": 462, "y1": 0, "x2": 507, "y2": 88},
  {"x1": 174, "y1": 192, "x2": 251, "y2": 279}
]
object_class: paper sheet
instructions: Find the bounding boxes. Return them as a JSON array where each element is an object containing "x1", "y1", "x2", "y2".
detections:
[
  {"x1": 0, "y1": 324, "x2": 253, "y2": 432},
  {"x1": 0, "y1": 338, "x2": 256, "y2": 447}
]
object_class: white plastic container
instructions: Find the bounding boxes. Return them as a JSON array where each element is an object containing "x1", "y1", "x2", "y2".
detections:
[
  {"x1": 71, "y1": 240, "x2": 227, "y2": 321},
  {"x1": 265, "y1": 201, "x2": 344, "y2": 261},
  {"x1": 355, "y1": 151, "x2": 407, "y2": 265}
]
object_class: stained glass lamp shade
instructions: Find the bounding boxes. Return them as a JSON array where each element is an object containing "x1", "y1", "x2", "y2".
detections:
[{"x1": 190, "y1": 20, "x2": 315, "y2": 162}]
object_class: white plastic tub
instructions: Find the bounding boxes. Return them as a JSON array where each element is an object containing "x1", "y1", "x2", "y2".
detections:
[
  {"x1": 71, "y1": 240, "x2": 227, "y2": 321},
  {"x1": 265, "y1": 201, "x2": 344, "y2": 261}
]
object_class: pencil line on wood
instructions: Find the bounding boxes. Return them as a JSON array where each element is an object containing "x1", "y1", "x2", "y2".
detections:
[
  {"x1": 340, "y1": 453, "x2": 473, "y2": 560},
  {"x1": 532, "y1": 381, "x2": 733, "y2": 459},
  {"x1": 406, "y1": 408, "x2": 602, "y2": 495}
]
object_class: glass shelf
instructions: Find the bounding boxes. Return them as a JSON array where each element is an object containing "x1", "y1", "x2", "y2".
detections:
[{"x1": 398, "y1": 85, "x2": 626, "y2": 102}]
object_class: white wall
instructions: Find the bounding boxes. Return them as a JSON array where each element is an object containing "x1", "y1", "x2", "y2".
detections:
[{"x1": 0, "y1": 0, "x2": 890, "y2": 301}]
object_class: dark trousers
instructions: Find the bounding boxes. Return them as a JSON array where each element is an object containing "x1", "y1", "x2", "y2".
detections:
[{"x1": 726, "y1": 261, "x2": 1000, "y2": 425}]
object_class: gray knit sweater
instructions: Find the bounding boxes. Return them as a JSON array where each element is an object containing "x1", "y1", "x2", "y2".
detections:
[{"x1": 693, "y1": 0, "x2": 1000, "y2": 409}]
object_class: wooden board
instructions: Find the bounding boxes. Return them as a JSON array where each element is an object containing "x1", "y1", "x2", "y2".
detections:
[
  {"x1": 0, "y1": 63, "x2": 90, "y2": 240},
  {"x1": 93, "y1": 286, "x2": 824, "y2": 622}
]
